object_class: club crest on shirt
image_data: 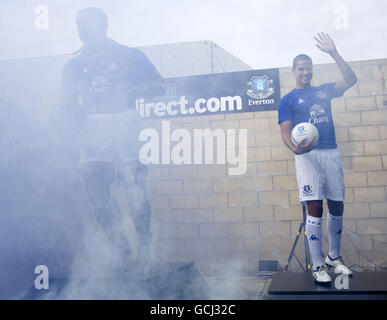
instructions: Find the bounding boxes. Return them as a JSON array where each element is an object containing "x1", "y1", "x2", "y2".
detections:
[
  {"x1": 316, "y1": 91, "x2": 327, "y2": 100},
  {"x1": 247, "y1": 75, "x2": 275, "y2": 99},
  {"x1": 298, "y1": 97, "x2": 305, "y2": 104}
]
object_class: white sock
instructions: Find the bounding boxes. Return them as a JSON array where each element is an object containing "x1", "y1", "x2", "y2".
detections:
[
  {"x1": 306, "y1": 215, "x2": 323, "y2": 271},
  {"x1": 327, "y1": 212, "x2": 343, "y2": 260}
]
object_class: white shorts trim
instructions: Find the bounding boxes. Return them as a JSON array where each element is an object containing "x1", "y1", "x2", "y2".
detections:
[{"x1": 295, "y1": 149, "x2": 345, "y2": 202}]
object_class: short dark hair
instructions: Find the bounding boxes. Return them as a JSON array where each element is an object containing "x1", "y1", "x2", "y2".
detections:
[
  {"x1": 292, "y1": 54, "x2": 312, "y2": 70},
  {"x1": 77, "y1": 7, "x2": 108, "y2": 30}
]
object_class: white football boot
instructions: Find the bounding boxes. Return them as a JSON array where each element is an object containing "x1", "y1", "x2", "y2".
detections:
[
  {"x1": 325, "y1": 255, "x2": 353, "y2": 275},
  {"x1": 313, "y1": 265, "x2": 332, "y2": 283}
]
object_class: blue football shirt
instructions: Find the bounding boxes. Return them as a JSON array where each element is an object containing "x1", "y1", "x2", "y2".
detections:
[
  {"x1": 62, "y1": 38, "x2": 163, "y2": 115},
  {"x1": 278, "y1": 83, "x2": 342, "y2": 149}
]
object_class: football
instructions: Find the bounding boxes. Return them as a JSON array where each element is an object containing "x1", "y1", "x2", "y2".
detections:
[{"x1": 291, "y1": 122, "x2": 319, "y2": 148}]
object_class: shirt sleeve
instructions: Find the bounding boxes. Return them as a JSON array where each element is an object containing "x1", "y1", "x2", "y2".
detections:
[
  {"x1": 321, "y1": 82, "x2": 343, "y2": 100},
  {"x1": 131, "y1": 49, "x2": 164, "y2": 99},
  {"x1": 278, "y1": 95, "x2": 292, "y2": 124}
]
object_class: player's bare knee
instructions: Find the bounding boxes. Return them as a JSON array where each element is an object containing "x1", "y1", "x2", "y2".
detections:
[
  {"x1": 306, "y1": 200, "x2": 323, "y2": 217},
  {"x1": 327, "y1": 199, "x2": 344, "y2": 216}
]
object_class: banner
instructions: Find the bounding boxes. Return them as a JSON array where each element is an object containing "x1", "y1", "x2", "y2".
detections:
[{"x1": 136, "y1": 68, "x2": 280, "y2": 118}]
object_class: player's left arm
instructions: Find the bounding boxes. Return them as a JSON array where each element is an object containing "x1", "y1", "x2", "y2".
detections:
[
  {"x1": 314, "y1": 32, "x2": 357, "y2": 96},
  {"x1": 131, "y1": 49, "x2": 164, "y2": 100}
]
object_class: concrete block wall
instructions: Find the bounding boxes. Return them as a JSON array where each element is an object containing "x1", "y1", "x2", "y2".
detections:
[{"x1": 145, "y1": 58, "x2": 387, "y2": 275}]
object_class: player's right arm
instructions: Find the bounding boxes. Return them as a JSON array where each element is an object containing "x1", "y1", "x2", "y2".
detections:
[{"x1": 280, "y1": 120, "x2": 315, "y2": 155}]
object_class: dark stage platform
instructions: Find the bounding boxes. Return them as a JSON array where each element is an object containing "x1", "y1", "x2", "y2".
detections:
[
  {"x1": 267, "y1": 271, "x2": 387, "y2": 300},
  {"x1": 23, "y1": 262, "x2": 210, "y2": 300}
]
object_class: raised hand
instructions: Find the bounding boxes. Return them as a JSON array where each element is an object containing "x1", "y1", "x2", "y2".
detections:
[{"x1": 314, "y1": 32, "x2": 337, "y2": 54}]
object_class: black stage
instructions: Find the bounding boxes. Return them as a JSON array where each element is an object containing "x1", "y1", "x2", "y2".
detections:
[
  {"x1": 23, "y1": 262, "x2": 210, "y2": 300},
  {"x1": 267, "y1": 271, "x2": 387, "y2": 300}
]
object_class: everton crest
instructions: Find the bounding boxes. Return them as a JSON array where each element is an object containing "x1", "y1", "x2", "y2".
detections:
[
  {"x1": 316, "y1": 91, "x2": 327, "y2": 100},
  {"x1": 247, "y1": 75, "x2": 275, "y2": 99}
]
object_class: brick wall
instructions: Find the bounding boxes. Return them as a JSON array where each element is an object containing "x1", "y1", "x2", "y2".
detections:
[{"x1": 145, "y1": 58, "x2": 387, "y2": 275}]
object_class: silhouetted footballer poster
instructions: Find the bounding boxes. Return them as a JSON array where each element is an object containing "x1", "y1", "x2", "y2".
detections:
[{"x1": 136, "y1": 68, "x2": 280, "y2": 119}]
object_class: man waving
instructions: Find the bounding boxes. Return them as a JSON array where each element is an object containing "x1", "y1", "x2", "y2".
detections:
[{"x1": 278, "y1": 33, "x2": 357, "y2": 283}]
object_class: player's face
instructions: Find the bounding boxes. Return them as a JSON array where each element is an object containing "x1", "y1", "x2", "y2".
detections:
[
  {"x1": 76, "y1": 12, "x2": 106, "y2": 45},
  {"x1": 293, "y1": 60, "x2": 313, "y2": 88}
]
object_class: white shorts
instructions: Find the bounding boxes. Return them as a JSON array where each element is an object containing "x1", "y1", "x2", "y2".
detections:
[
  {"x1": 80, "y1": 109, "x2": 143, "y2": 163},
  {"x1": 295, "y1": 148, "x2": 345, "y2": 202}
]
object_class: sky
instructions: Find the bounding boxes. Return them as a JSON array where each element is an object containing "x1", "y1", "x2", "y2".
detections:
[{"x1": 0, "y1": 0, "x2": 386, "y2": 69}]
